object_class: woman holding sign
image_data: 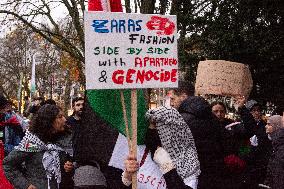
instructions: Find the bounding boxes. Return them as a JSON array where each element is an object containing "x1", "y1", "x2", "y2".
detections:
[{"x1": 119, "y1": 106, "x2": 200, "y2": 189}]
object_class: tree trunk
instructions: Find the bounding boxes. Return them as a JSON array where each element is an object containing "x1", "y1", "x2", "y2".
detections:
[{"x1": 140, "y1": 0, "x2": 156, "y2": 14}]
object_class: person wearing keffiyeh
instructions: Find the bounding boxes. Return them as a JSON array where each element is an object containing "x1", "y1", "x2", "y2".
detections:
[
  {"x1": 122, "y1": 106, "x2": 200, "y2": 189},
  {"x1": 3, "y1": 104, "x2": 74, "y2": 189}
]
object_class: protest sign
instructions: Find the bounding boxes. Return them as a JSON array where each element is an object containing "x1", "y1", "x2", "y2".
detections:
[
  {"x1": 85, "y1": 12, "x2": 178, "y2": 89},
  {"x1": 195, "y1": 60, "x2": 253, "y2": 98}
]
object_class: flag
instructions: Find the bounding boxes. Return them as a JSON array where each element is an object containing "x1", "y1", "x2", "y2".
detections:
[
  {"x1": 88, "y1": 0, "x2": 123, "y2": 12},
  {"x1": 73, "y1": 0, "x2": 148, "y2": 167},
  {"x1": 73, "y1": 90, "x2": 148, "y2": 166}
]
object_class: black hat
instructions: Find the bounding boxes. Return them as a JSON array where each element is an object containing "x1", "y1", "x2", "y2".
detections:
[{"x1": 0, "y1": 95, "x2": 9, "y2": 109}]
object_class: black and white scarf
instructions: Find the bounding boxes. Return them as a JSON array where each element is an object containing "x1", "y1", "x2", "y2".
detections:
[
  {"x1": 146, "y1": 106, "x2": 201, "y2": 181},
  {"x1": 15, "y1": 131, "x2": 64, "y2": 189}
]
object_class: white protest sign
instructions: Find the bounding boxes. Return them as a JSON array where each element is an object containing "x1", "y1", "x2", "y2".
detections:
[{"x1": 85, "y1": 12, "x2": 178, "y2": 89}]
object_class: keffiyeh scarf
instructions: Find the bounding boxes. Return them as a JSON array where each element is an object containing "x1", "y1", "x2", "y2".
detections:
[
  {"x1": 15, "y1": 131, "x2": 64, "y2": 189},
  {"x1": 146, "y1": 106, "x2": 201, "y2": 181}
]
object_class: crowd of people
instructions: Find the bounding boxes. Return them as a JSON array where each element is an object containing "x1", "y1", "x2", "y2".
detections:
[{"x1": 0, "y1": 84, "x2": 283, "y2": 189}]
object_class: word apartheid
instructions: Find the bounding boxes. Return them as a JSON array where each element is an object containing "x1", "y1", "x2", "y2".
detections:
[{"x1": 112, "y1": 69, "x2": 177, "y2": 84}]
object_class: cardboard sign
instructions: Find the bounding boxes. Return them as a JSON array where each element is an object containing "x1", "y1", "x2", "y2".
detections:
[
  {"x1": 85, "y1": 12, "x2": 178, "y2": 89},
  {"x1": 195, "y1": 60, "x2": 253, "y2": 98}
]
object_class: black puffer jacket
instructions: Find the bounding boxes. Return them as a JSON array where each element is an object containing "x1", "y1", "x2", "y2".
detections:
[
  {"x1": 265, "y1": 129, "x2": 284, "y2": 189},
  {"x1": 178, "y1": 96, "x2": 226, "y2": 189}
]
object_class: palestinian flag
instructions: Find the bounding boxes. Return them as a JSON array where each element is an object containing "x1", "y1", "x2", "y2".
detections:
[{"x1": 73, "y1": 89, "x2": 148, "y2": 167}]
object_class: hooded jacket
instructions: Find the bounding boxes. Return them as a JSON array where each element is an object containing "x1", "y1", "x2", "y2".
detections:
[{"x1": 178, "y1": 96, "x2": 225, "y2": 187}]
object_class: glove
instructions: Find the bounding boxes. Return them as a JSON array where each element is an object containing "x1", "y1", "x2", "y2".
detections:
[{"x1": 153, "y1": 147, "x2": 175, "y2": 174}]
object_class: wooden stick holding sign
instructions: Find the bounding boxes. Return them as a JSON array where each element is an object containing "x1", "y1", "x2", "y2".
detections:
[
  {"x1": 120, "y1": 90, "x2": 132, "y2": 150},
  {"x1": 131, "y1": 89, "x2": 138, "y2": 189}
]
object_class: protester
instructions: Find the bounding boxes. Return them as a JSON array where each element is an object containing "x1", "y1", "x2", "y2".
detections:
[
  {"x1": 117, "y1": 106, "x2": 200, "y2": 189},
  {"x1": 243, "y1": 100, "x2": 272, "y2": 188},
  {"x1": 263, "y1": 115, "x2": 284, "y2": 189},
  {"x1": 211, "y1": 101, "x2": 234, "y2": 126},
  {"x1": 67, "y1": 97, "x2": 84, "y2": 129},
  {"x1": 169, "y1": 81, "x2": 195, "y2": 109},
  {"x1": 211, "y1": 98, "x2": 258, "y2": 189},
  {"x1": 66, "y1": 97, "x2": 87, "y2": 189},
  {"x1": 0, "y1": 96, "x2": 25, "y2": 156},
  {"x1": 3, "y1": 104, "x2": 74, "y2": 189}
]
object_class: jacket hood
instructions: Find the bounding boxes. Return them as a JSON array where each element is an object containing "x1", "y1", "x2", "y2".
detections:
[{"x1": 178, "y1": 96, "x2": 212, "y2": 119}]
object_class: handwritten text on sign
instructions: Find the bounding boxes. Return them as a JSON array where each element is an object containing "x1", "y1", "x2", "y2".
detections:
[{"x1": 85, "y1": 12, "x2": 178, "y2": 89}]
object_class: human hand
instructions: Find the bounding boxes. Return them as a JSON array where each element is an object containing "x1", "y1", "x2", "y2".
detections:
[
  {"x1": 64, "y1": 161, "x2": 73, "y2": 173},
  {"x1": 153, "y1": 147, "x2": 174, "y2": 174},
  {"x1": 27, "y1": 184, "x2": 37, "y2": 189},
  {"x1": 124, "y1": 154, "x2": 139, "y2": 181}
]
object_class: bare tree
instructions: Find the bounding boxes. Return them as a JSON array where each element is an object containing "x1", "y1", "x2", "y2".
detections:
[
  {"x1": 0, "y1": 0, "x2": 86, "y2": 84},
  {"x1": 0, "y1": 25, "x2": 61, "y2": 105}
]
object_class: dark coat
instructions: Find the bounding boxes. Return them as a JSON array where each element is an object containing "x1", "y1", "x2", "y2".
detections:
[
  {"x1": 265, "y1": 129, "x2": 284, "y2": 189},
  {"x1": 3, "y1": 133, "x2": 74, "y2": 189},
  {"x1": 178, "y1": 96, "x2": 226, "y2": 189},
  {"x1": 3, "y1": 150, "x2": 69, "y2": 189}
]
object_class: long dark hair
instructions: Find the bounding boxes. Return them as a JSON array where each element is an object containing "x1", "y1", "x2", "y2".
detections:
[{"x1": 29, "y1": 104, "x2": 61, "y2": 143}]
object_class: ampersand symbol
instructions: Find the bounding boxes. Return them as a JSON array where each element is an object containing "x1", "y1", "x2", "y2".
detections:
[{"x1": 99, "y1": 70, "x2": 107, "y2": 82}]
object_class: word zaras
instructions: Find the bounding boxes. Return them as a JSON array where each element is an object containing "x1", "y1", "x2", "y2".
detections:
[{"x1": 92, "y1": 19, "x2": 142, "y2": 33}]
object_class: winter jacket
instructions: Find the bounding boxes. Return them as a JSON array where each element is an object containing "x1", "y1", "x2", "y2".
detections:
[
  {"x1": 3, "y1": 132, "x2": 74, "y2": 189},
  {"x1": 3, "y1": 150, "x2": 70, "y2": 189},
  {"x1": 264, "y1": 129, "x2": 284, "y2": 189},
  {"x1": 178, "y1": 96, "x2": 226, "y2": 189}
]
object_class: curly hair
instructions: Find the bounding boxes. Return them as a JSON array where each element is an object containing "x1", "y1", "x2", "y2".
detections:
[{"x1": 29, "y1": 104, "x2": 62, "y2": 143}]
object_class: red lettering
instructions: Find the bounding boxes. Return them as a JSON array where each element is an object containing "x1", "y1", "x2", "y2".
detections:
[
  {"x1": 135, "y1": 57, "x2": 142, "y2": 67},
  {"x1": 169, "y1": 58, "x2": 172, "y2": 66},
  {"x1": 164, "y1": 58, "x2": 168, "y2": 65},
  {"x1": 112, "y1": 70, "x2": 124, "y2": 84},
  {"x1": 144, "y1": 176, "x2": 151, "y2": 183},
  {"x1": 155, "y1": 58, "x2": 160, "y2": 67},
  {"x1": 143, "y1": 57, "x2": 149, "y2": 67},
  {"x1": 164, "y1": 71, "x2": 171, "y2": 81},
  {"x1": 138, "y1": 174, "x2": 144, "y2": 183},
  {"x1": 136, "y1": 70, "x2": 145, "y2": 84},
  {"x1": 172, "y1": 58, "x2": 177, "y2": 65},
  {"x1": 126, "y1": 69, "x2": 135, "y2": 83},
  {"x1": 160, "y1": 69, "x2": 164, "y2": 81},
  {"x1": 149, "y1": 58, "x2": 155, "y2": 66},
  {"x1": 153, "y1": 71, "x2": 159, "y2": 80},
  {"x1": 151, "y1": 178, "x2": 156, "y2": 186},
  {"x1": 171, "y1": 69, "x2": 177, "y2": 82},
  {"x1": 145, "y1": 70, "x2": 153, "y2": 81}
]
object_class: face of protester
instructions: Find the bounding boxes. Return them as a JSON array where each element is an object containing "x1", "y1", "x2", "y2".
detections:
[
  {"x1": 73, "y1": 100, "x2": 84, "y2": 117},
  {"x1": 52, "y1": 110, "x2": 66, "y2": 133},
  {"x1": 212, "y1": 104, "x2": 226, "y2": 121},
  {"x1": 265, "y1": 121, "x2": 275, "y2": 134},
  {"x1": 170, "y1": 92, "x2": 188, "y2": 109},
  {"x1": 250, "y1": 106, "x2": 262, "y2": 121}
]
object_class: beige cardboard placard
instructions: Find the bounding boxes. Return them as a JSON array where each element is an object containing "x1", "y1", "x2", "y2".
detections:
[{"x1": 195, "y1": 60, "x2": 253, "y2": 98}]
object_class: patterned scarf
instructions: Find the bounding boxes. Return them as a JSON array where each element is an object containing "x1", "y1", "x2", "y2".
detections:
[
  {"x1": 145, "y1": 106, "x2": 201, "y2": 181},
  {"x1": 15, "y1": 131, "x2": 64, "y2": 189}
]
